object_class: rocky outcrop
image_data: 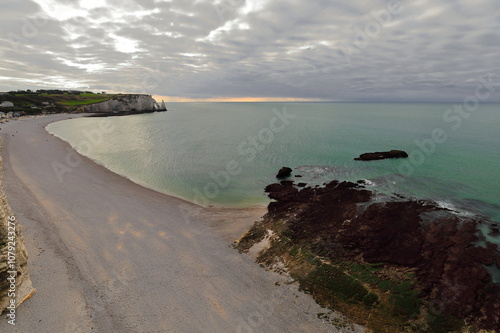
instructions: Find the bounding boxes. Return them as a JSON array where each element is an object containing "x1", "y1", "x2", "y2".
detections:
[
  {"x1": 276, "y1": 167, "x2": 292, "y2": 179},
  {"x1": 0, "y1": 139, "x2": 34, "y2": 315},
  {"x1": 240, "y1": 177, "x2": 500, "y2": 332},
  {"x1": 77, "y1": 94, "x2": 156, "y2": 113},
  {"x1": 354, "y1": 150, "x2": 408, "y2": 161}
]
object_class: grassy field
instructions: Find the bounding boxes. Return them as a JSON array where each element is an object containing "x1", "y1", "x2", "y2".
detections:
[
  {"x1": 12, "y1": 93, "x2": 117, "y2": 106},
  {"x1": 59, "y1": 97, "x2": 113, "y2": 106},
  {"x1": 0, "y1": 92, "x2": 116, "y2": 113}
]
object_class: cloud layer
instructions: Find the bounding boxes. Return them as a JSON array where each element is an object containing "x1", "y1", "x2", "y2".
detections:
[{"x1": 0, "y1": 0, "x2": 499, "y2": 101}]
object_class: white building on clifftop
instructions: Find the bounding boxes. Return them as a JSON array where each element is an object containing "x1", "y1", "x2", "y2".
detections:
[{"x1": 1, "y1": 101, "x2": 14, "y2": 108}]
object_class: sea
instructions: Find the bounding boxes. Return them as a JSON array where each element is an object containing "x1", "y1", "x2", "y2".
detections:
[{"x1": 47, "y1": 102, "x2": 500, "y2": 227}]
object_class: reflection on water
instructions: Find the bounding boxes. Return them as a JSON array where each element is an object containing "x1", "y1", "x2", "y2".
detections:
[{"x1": 47, "y1": 102, "x2": 500, "y2": 222}]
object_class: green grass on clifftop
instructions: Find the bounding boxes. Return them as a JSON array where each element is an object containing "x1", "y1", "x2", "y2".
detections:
[
  {"x1": 0, "y1": 91, "x2": 116, "y2": 114},
  {"x1": 59, "y1": 97, "x2": 114, "y2": 106}
]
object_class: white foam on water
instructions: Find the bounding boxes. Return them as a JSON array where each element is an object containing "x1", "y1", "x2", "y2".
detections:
[{"x1": 436, "y1": 200, "x2": 458, "y2": 212}]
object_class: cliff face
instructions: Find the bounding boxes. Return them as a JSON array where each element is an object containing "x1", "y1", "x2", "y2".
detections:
[
  {"x1": 77, "y1": 94, "x2": 156, "y2": 113},
  {"x1": 0, "y1": 139, "x2": 34, "y2": 314}
]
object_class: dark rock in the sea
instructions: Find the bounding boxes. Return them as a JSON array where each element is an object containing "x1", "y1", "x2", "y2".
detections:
[
  {"x1": 261, "y1": 179, "x2": 500, "y2": 331},
  {"x1": 297, "y1": 183, "x2": 307, "y2": 187},
  {"x1": 276, "y1": 167, "x2": 292, "y2": 179},
  {"x1": 354, "y1": 149, "x2": 408, "y2": 161},
  {"x1": 295, "y1": 175, "x2": 303, "y2": 178}
]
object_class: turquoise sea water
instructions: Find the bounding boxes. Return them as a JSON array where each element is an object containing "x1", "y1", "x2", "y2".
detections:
[{"x1": 47, "y1": 103, "x2": 500, "y2": 224}]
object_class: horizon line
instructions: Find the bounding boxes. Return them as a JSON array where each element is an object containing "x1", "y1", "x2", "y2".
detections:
[
  {"x1": 151, "y1": 95, "x2": 500, "y2": 104},
  {"x1": 151, "y1": 95, "x2": 326, "y2": 103}
]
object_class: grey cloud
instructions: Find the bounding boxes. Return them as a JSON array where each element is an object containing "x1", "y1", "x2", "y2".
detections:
[{"x1": 0, "y1": 0, "x2": 498, "y2": 101}]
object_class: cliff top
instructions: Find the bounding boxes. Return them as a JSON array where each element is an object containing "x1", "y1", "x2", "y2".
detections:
[{"x1": 0, "y1": 90, "x2": 152, "y2": 115}]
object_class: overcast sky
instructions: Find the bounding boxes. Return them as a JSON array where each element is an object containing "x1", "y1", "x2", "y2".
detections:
[{"x1": 0, "y1": 0, "x2": 499, "y2": 101}]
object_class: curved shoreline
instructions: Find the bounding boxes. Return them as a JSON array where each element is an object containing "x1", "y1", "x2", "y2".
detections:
[
  {"x1": 0, "y1": 114, "x2": 352, "y2": 332},
  {"x1": 45, "y1": 115, "x2": 271, "y2": 211},
  {"x1": 44, "y1": 115, "x2": 269, "y2": 242},
  {"x1": 44, "y1": 114, "x2": 200, "y2": 207}
]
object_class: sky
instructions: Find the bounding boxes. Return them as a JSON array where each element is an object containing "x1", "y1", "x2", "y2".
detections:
[{"x1": 0, "y1": 0, "x2": 499, "y2": 102}]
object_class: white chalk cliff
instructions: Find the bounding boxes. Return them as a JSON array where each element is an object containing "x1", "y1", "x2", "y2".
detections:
[{"x1": 78, "y1": 94, "x2": 156, "y2": 113}]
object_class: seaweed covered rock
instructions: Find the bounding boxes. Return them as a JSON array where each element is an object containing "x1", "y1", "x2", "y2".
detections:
[{"x1": 245, "y1": 179, "x2": 500, "y2": 332}]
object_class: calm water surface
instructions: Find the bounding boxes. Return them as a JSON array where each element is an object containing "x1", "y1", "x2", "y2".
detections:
[{"x1": 47, "y1": 102, "x2": 500, "y2": 225}]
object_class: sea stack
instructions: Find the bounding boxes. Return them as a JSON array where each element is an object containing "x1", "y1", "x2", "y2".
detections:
[{"x1": 276, "y1": 167, "x2": 292, "y2": 179}]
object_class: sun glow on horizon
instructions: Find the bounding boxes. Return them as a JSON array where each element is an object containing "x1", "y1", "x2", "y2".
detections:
[{"x1": 152, "y1": 95, "x2": 326, "y2": 103}]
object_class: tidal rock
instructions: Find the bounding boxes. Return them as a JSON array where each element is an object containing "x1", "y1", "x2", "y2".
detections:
[
  {"x1": 261, "y1": 179, "x2": 500, "y2": 331},
  {"x1": 354, "y1": 150, "x2": 408, "y2": 161},
  {"x1": 276, "y1": 167, "x2": 292, "y2": 179}
]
